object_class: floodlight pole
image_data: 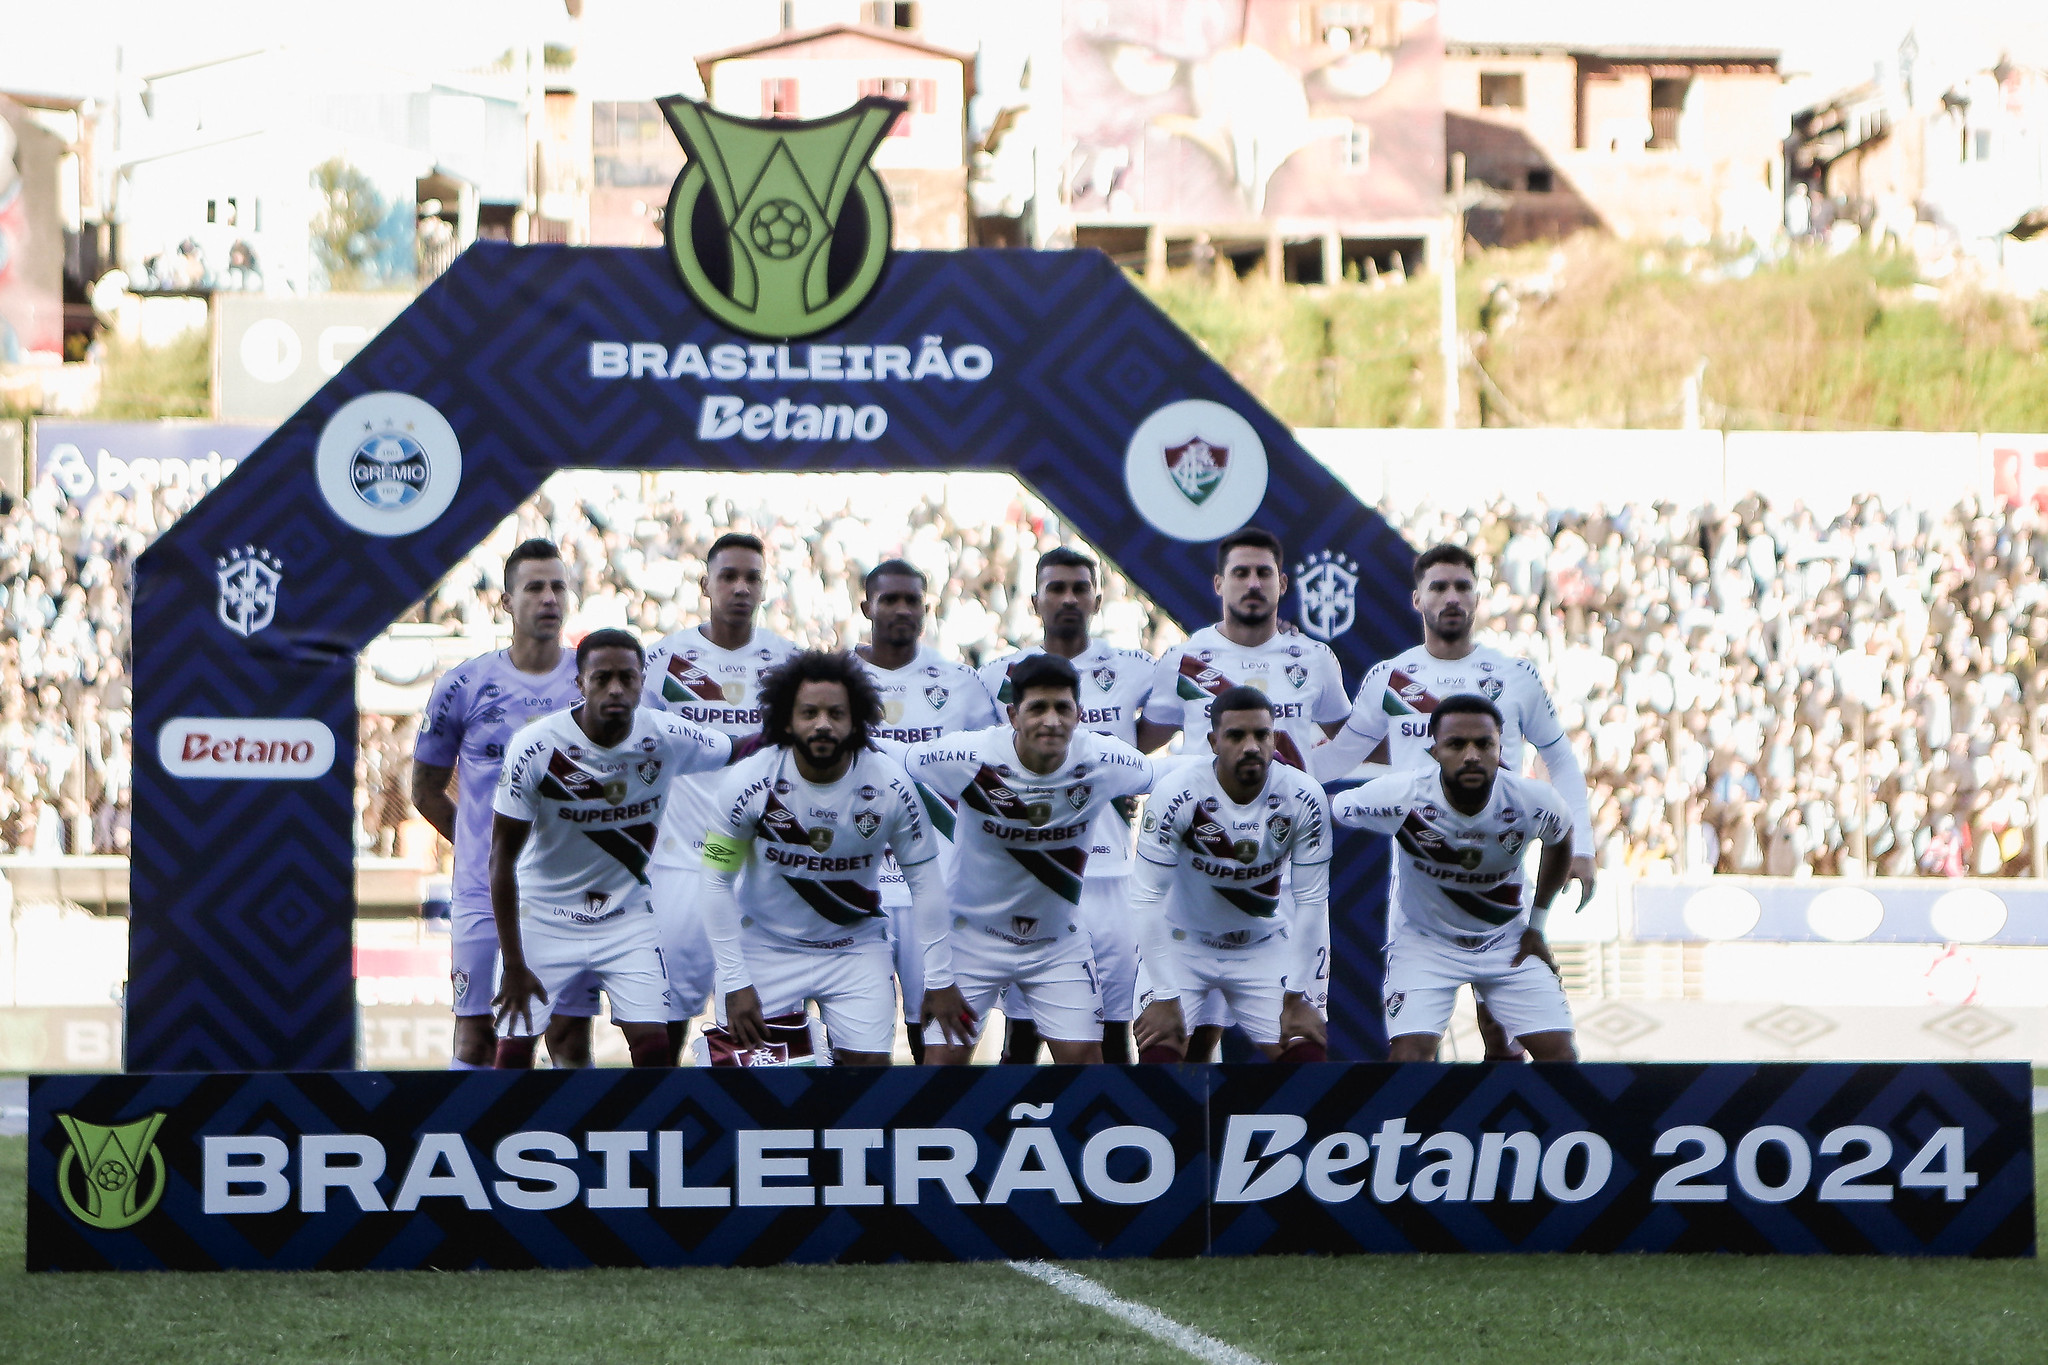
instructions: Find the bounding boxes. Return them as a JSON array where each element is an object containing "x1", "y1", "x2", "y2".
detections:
[{"x1": 1440, "y1": 151, "x2": 1465, "y2": 430}]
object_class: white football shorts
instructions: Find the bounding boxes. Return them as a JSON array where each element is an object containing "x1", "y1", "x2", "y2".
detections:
[
  {"x1": 495, "y1": 904, "x2": 667, "y2": 1037},
  {"x1": 926, "y1": 923, "x2": 1102, "y2": 1046},
  {"x1": 452, "y1": 897, "x2": 596, "y2": 1019},
  {"x1": 649, "y1": 861, "x2": 715, "y2": 1022},
  {"x1": 1382, "y1": 921, "x2": 1573, "y2": 1041},
  {"x1": 1136, "y1": 925, "x2": 1293, "y2": 1046},
  {"x1": 1002, "y1": 875, "x2": 1137, "y2": 1025},
  {"x1": 714, "y1": 935, "x2": 896, "y2": 1055}
]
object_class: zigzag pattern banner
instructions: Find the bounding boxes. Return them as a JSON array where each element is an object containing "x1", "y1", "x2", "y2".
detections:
[
  {"x1": 130, "y1": 247, "x2": 1416, "y2": 1072},
  {"x1": 28, "y1": 1062, "x2": 2033, "y2": 1269}
]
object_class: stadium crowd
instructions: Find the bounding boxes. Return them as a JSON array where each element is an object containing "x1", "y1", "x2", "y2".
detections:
[{"x1": 6, "y1": 466, "x2": 2044, "y2": 882}]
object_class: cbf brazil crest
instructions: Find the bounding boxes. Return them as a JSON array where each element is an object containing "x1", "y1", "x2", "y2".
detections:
[
  {"x1": 216, "y1": 545, "x2": 282, "y2": 638},
  {"x1": 1295, "y1": 550, "x2": 1358, "y2": 642}
]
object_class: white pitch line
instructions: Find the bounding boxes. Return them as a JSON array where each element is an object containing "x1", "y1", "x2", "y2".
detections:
[{"x1": 1008, "y1": 1259, "x2": 1275, "y2": 1365}]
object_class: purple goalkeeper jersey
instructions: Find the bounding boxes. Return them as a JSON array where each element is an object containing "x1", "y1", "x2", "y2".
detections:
[{"x1": 413, "y1": 647, "x2": 581, "y2": 906}]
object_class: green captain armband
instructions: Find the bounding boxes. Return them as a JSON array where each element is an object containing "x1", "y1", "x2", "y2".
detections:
[{"x1": 701, "y1": 832, "x2": 749, "y2": 872}]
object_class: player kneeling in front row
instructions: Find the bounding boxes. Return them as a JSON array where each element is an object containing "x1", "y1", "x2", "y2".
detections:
[
  {"x1": 1334, "y1": 694, "x2": 1577, "y2": 1062},
  {"x1": 902, "y1": 654, "x2": 1154, "y2": 1065},
  {"x1": 700, "y1": 650, "x2": 964, "y2": 1065},
  {"x1": 1131, "y1": 687, "x2": 1332, "y2": 1063},
  {"x1": 489, "y1": 629, "x2": 736, "y2": 1068}
]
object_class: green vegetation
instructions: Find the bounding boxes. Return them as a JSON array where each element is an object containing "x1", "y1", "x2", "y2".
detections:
[
  {"x1": 87, "y1": 331, "x2": 211, "y2": 420},
  {"x1": 4, "y1": 1118, "x2": 2044, "y2": 1364},
  {"x1": 1144, "y1": 237, "x2": 2048, "y2": 432}
]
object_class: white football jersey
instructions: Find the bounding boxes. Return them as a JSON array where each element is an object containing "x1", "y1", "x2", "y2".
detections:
[
  {"x1": 862, "y1": 644, "x2": 998, "y2": 905},
  {"x1": 1337, "y1": 644, "x2": 1564, "y2": 774},
  {"x1": 1138, "y1": 757, "x2": 1332, "y2": 946},
  {"x1": 494, "y1": 707, "x2": 733, "y2": 923},
  {"x1": 706, "y1": 745, "x2": 932, "y2": 950},
  {"x1": 900, "y1": 727, "x2": 1152, "y2": 949},
  {"x1": 978, "y1": 640, "x2": 1155, "y2": 877},
  {"x1": 1333, "y1": 769, "x2": 1571, "y2": 938},
  {"x1": 642, "y1": 625, "x2": 802, "y2": 870},
  {"x1": 1144, "y1": 626, "x2": 1348, "y2": 771}
]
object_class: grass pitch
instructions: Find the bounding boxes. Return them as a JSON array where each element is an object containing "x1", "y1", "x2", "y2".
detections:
[{"x1": 4, "y1": 1122, "x2": 2044, "y2": 1365}]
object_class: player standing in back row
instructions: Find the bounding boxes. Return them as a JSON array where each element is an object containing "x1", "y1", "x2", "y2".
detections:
[
  {"x1": 412, "y1": 538, "x2": 596, "y2": 1069},
  {"x1": 1310, "y1": 543, "x2": 1594, "y2": 1059},
  {"x1": 1139, "y1": 527, "x2": 1349, "y2": 1053},
  {"x1": 857, "y1": 558, "x2": 999, "y2": 1061},
  {"x1": 642, "y1": 533, "x2": 801, "y2": 1063},
  {"x1": 1333, "y1": 695, "x2": 1579, "y2": 1062},
  {"x1": 978, "y1": 547, "x2": 1156, "y2": 1064},
  {"x1": 491, "y1": 629, "x2": 735, "y2": 1067}
]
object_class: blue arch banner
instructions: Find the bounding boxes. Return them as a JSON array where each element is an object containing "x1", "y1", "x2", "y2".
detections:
[
  {"x1": 130, "y1": 245, "x2": 1418, "y2": 1073},
  {"x1": 28, "y1": 1061, "x2": 2033, "y2": 1269}
]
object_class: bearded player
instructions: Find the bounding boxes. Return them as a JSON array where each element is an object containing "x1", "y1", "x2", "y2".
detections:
[
  {"x1": 1311, "y1": 543, "x2": 1594, "y2": 1059},
  {"x1": 1333, "y1": 695, "x2": 1577, "y2": 1062},
  {"x1": 1131, "y1": 687, "x2": 1332, "y2": 1064},
  {"x1": 1139, "y1": 527, "x2": 1348, "y2": 1057},
  {"x1": 903, "y1": 654, "x2": 1154, "y2": 1065},
  {"x1": 642, "y1": 532, "x2": 801, "y2": 1063},
  {"x1": 412, "y1": 538, "x2": 596, "y2": 1069},
  {"x1": 491, "y1": 629, "x2": 733, "y2": 1068},
  {"x1": 700, "y1": 651, "x2": 964, "y2": 1065},
  {"x1": 978, "y1": 547, "x2": 1156, "y2": 1064},
  {"x1": 857, "y1": 558, "x2": 999, "y2": 1060}
]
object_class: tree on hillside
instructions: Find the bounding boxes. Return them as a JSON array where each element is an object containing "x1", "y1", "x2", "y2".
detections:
[{"x1": 311, "y1": 158, "x2": 395, "y2": 292}]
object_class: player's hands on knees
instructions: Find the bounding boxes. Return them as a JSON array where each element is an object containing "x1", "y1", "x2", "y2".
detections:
[
  {"x1": 725, "y1": 986, "x2": 768, "y2": 1049},
  {"x1": 922, "y1": 983, "x2": 976, "y2": 1046},
  {"x1": 493, "y1": 964, "x2": 548, "y2": 1036},
  {"x1": 1513, "y1": 928, "x2": 1560, "y2": 977},
  {"x1": 1568, "y1": 855, "x2": 1598, "y2": 910},
  {"x1": 1279, "y1": 992, "x2": 1326, "y2": 1049},
  {"x1": 1133, "y1": 998, "x2": 1187, "y2": 1057}
]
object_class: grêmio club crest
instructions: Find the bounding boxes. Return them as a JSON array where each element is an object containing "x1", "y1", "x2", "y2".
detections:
[{"x1": 659, "y1": 95, "x2": 905, "y2": 340}]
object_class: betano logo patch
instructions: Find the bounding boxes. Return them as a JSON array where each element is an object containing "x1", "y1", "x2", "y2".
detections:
[
  {"x1": 56, "y1": 1112, "x2": 168, "y2": 1231},
  {"x1": 659, "y1": 95, "x2": 905, "y2": 340}
]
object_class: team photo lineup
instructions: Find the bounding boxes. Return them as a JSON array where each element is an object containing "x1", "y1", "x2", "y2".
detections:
[{"x1": 415, "y1": 524, "x2": 1592, "y2": 1071}]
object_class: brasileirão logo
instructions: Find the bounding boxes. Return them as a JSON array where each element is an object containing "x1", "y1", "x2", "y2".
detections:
[
  {"x1": 659, "y1": 95, "x2": 905, "y2": 340},
  {"x1": 56, "y1": 1111, "x2": 168, "y2": 1231}
]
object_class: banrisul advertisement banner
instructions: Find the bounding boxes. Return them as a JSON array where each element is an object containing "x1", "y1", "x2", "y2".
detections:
[{"x1": 29, "y1": 1062, "x2": 2033, "y2": 1270}]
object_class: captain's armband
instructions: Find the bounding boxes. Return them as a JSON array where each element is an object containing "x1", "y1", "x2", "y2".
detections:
[{"x1": 701, "y1": 832, "x2": 750, "y2": 872}]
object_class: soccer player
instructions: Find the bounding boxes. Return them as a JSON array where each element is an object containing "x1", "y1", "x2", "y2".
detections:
[
  {"x1": 1130, "y1": 687, "x2": 1332, "y2": 1063},
  {"x1": 642, "y1": 532, "x2": 801, "y2": 1063},
  {"x1": 977, "y1": 547, "x2": 1156, "y2": 1064},
  {"x1": 490, "y1": 629, "x2": 734, "y2": 1068},
  {"x1": 857, "y1": 558, "x2": 999, "y2": 1060},
  {"x1": 411, "y1": 538, "x2": 596, "y2": 1069},
  {"x1": 1309, "y1": 542, "x2": 1594, "y2": 1059},
  {"x1": 1332, "y1": 695, "x2": 1577, "y2": 1062},
  {"x1": 699, "y1": 651, "x2": 963, "y2": 1065},
  {"x1": 1139, "y1": 527, "x2": 1349, "y2": 1056},
  {"x1": 902, "y1": 654, "x2": 1154, "y2": 1065}
]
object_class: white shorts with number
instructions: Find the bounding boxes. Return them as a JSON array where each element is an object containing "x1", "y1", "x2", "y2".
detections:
[
  {"x1": 495, "y1": 905, "x2": 667, "y2": 1037},
  {"x1": 1382, "y1": 921, "x2": 1573, "y2": 1040},
  {"x1": 452, "y1": 897, "x2": 596, "y2": 1019},
  {"x1": 1137, "y1": 926, "x2": 1293, "y2": 1046},
  {"x1": 1002, "y1": 875, "x2": 1137, "y2": 1025},
  {"x1": 714, "y1": 935, "x2": 897, "y2": 1055},
  {"x1": 650, "y1": 862, "x2": 715, "y2": 1022},
  {"x1": 926, "y1": 922, "x2": 1102, "y2": 1046}
]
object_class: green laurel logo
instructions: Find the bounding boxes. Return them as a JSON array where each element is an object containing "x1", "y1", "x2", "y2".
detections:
[
  {"x1": 56, "y1": 1111, "x2": 167, "y2": 1231},
  {"x1": 659, "y1": 95, "x2": 903, "y2": 340}
]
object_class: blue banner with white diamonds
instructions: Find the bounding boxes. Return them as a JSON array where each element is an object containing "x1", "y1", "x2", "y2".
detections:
[{"x1": 28, "y1": 1060, "x2": 2033, "y2": 1270}]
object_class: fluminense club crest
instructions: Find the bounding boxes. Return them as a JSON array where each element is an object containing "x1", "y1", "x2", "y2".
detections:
[
  {"x1": 659, "y1": 95, "x2": 904, "y2": 340},
  {"x1": 1295, "y1": 549, "x2": 1358, "y2": 642},
  {"x1": 1163, "y1": 436, "x2": 1228, "y2": 506},
  {"x1": 216, "y1": 545, "x2": 282, "y2": 638}
]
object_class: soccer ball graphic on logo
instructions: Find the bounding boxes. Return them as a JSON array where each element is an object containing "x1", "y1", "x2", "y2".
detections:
[
  {"x1": 349, "y1": 432, "x2": 431, "y2": 510},
  {"x1": 748, "y1": 199, "x2": 812, "y2": 259}
]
